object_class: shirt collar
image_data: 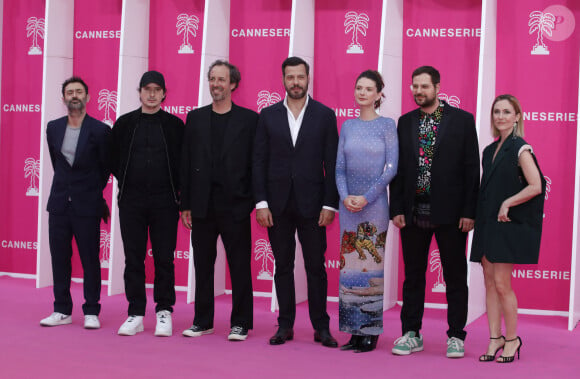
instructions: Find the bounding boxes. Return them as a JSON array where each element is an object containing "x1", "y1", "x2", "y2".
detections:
[
  {"x1": 419, "y1": 100, "x2": 444, "y2": 122},
  {"x1": 283, "y1": 94, "x2": 310, "y2": 116}
]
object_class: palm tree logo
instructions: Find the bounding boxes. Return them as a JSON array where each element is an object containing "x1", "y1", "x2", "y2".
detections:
[
  {"x1": 344, "y1": 11, "x2": 369, "y2": 54},
  {"x1": 176, "y1": 13, "x2": 199, "y2": 54},
  {"x1": 438, "y1": 93, "x2": 461, "y2": 108},
  {"x1": 97, "y1": 89, "x2": 118, "y2": 126},
  {"x1": 254, "y1": 239, "x2": 274, "y2": 280},
  {"x1": 529, "y1": 10, "x2": 556, "y2": 55},
  {"x1": 26, "y1": 17, "x2": 45, "y2": 55},
  {"x1": 256, "y1": 90, "x2": 282, "y2": 112},
  {"x1": 429, "y1": 249, "x2": 446, "y2": 293},
  {"x1": 99, "y1": 230, "x2": 110, "y2": 268},
  {"x1": 24, "y1": 158, "x2": 40, "y2": 196}
]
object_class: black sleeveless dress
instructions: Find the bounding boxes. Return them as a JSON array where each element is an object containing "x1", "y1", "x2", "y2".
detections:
[{"x1": 471, "y1": 136, "x2": 545, "y2": 264}]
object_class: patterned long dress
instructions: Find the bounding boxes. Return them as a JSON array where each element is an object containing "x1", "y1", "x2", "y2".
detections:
[{"x1": 336, "y1": 116, "x2": 398, "y2": 335}]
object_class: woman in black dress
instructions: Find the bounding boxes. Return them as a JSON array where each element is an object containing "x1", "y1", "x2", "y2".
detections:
[{"x1": 471, "y1": 95, "x2": 545, "y2": 363}]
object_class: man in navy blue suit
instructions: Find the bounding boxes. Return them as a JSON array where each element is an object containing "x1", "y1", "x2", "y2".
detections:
[
  {"x1": 41, "y1": 77, "x2": 111, "y2": 329},
  {"x1": 253, "y1": 57, "x2": 339, "y2": 348}
]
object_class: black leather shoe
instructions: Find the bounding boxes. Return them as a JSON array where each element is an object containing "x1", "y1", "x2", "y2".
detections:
[
  {"x1": 269, "y1": 327, "x2": 294, "y2": 345},
  {"x1": 314, "y1": 329, "x2": 338, "y2": 348},
  {"x1": 340, "y1": 335, "x2": 362, "y2": 351},
  {"x1": 354, "y1": 335, "x2": 378, "y2": 353}
]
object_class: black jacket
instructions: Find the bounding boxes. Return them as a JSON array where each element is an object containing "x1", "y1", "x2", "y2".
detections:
[
  {"x1": 180, "y1": 103, "x2": 258, "y2": 221},
  {"x1": 389, "y1": 102, "x2": 480, "y2": 224},
  {"x1": 253, "y1": 97, "x2": 339, "y2": 218},
  {"x1": 110, "y1": 108, "x2": 184, "y2": 204},
  {"x1": 46, "y1": 114, "x2": 111, "y2": 216}
]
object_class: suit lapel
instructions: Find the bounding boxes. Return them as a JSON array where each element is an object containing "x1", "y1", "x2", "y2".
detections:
[
  {"x1": 276, "y1": 102, "x2": 294, "y2": 148},
  {"x1": 294, "y1": 96, "x2": 312, "y2": 149},
  {"x1": 411, "y1": 110, "x2": 420, "y2": 163},
  {"x1": 479, "y1": 141, "x2": 497, "y2": 191},
  {"x1": 433, "y1": 102, "x2": 449, "y2": 151},
  {"x1": 54, "y1": 118, "x2": 68, "y2": 155},
  {"x1": 199, "y1": 106, "x2": 212, "y2": 159},
  {"x1": 485, "y1": 138, "x2": 511, "y2": 185},
  {"x1": 72, "y1": 116, "x2": 90, "y2": 167}
]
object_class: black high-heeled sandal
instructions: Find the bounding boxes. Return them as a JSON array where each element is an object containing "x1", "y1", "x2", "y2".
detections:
[
  {"x1": 479, "y1": 335, "x2": 505, "y2": 362},
  {"x1": 496, "y1": 336, "x2": 522, "y2": 363}
]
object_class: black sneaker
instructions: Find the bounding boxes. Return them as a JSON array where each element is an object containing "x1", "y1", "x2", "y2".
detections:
[
  {"x1": 228, "y1": 326, "x2": 248, "y2": 341},
  {"x1": 182, "y1": 324, "x2": 214, "y2": 337}
]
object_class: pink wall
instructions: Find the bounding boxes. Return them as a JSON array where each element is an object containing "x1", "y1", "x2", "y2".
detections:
[
  {"x1": 314, "y1": 0, "x2": 383, "y2": 297},
  {"x1": 0, "y1": 0, "x2": 45, "y2": 274},
  {"x1": 496, "y1": 0, "x2": 579, "y2": 311},
  {"x1": 228, "y1": 0, "x2": 292, "y2": 293},
  {"x1": 148, "y1": 0, "x2": 205, "y2": 287},
  {"x1": 398, "y1": 0, "x2": 482, "y2": 304},
  {"x1": 0, "y1": 1, "x2": 577, "y2": 313},
  {"x1": 70, "y1": 0, "x2": 121, "y2": 281}
]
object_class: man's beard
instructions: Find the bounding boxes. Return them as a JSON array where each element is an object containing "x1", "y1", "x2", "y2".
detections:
[
  {"x1": 66, "y1": 98, "x2": 85, "y2": 112},
  {"x1": 286, "y1": 85, "x2": 307, "y2": 100},
  {"x1": 414, "y1": 94, "x2": 436, "y2": 108}
]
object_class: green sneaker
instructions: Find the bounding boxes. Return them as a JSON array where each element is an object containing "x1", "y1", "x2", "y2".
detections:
[
  {"x1": 446, "y1": 337, "x2": 465, "y2": 358},
  {"x1": 392, "y1": 331, "x2": 424, "y2": 355}
]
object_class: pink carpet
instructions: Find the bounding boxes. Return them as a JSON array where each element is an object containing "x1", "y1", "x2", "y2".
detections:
[{"x1": 0, "y1": 275, "x2": 578, "y2": 378}]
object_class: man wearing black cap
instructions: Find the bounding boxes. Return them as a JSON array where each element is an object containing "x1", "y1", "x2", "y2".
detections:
[{"x1": 110, "y1": 71, "x2": 184, "y2": 337}]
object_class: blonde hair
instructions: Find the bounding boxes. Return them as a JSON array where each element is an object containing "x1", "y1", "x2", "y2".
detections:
[{"x1": 491, "y1": 94, "x2": 524, "y2": 138}]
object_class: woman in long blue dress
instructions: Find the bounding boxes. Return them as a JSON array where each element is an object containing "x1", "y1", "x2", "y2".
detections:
[{"x1": 336, "y1": 70, "x2": 398, "y2": 353}]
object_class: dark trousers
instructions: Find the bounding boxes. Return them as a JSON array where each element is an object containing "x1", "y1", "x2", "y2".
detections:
[
  {"x1": 119, "y1": 204, "x2": 178, "y2": 315},
  {"x1": 267, "y1": 193, "x2": 330, "y2": 331},
  {"x1": 48, "y1": 209, "x2": 101, "y2": 315},
  {"x1": 400, "y1": 223, "x2": 468, "y2": 340},
  {"x1": 190, "y1": 210, "x2": 253, "y2": 329}
]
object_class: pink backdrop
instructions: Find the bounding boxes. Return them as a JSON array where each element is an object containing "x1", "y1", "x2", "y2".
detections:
[
  {"x1": 0, "y1": 0, "x2": 45, "y2": 274},
  {"x1": 496, "y1": 0, "x2": 579, "y2": 311},
  {"x1": 229, "y1": 0, "x2": 292, "y2": 293},
  {"x1": 70, "y1": 0, "x2": 121, "y2": 281},
  {"x1": 148, "y1": 0, "x2": 205, "y2": 287},
  {"x1": 314, "y1": 0, "x2": 383, "y2": 297},
  {"x1": 0, "y1": 2, "x2": 577, "y2": 313},
  {"x1": 398, "y1": 0, "x2": 482, "y2": 304}
]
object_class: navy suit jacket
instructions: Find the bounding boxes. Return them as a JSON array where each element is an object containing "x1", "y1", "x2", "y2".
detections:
[
  {"x1": 252, "y1": 97, "x2": 339, "y2": 218},
  {"x1": 181, "y1": 103, "x2": 258, "y2": 221},
  {"x1": 46, "y1": 114, "x2": 111, "y2": 217},
  {"x1": 389, "y1": 102, "x2": 480, "y2": 224}
]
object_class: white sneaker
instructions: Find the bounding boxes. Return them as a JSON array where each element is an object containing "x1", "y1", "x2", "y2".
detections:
[
  {"x1": 117, "y1": 315, "x2": 144, "y2": 336},
  {"x1": 446, "y1": 336, "x2": 465, "y2": 358},
  {"x1": 392, "y1": 331, "x2": 424, "y2": 355},
  {"x1": 84, "y1": 315, "x2": 101, "y2": 329},
  {"x1": 154, "y1": 310, "x2": 172, "y2": 337},
  {"x1": 40, "y1": 312, "x2": 72, "y2": 327}
]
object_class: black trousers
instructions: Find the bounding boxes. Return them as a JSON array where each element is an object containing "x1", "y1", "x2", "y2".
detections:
[
  {"x1": 400, "y1": 223, "x2": 468, "y2": 340},
  {"x1": 119, "y1": 204, "x2": 178, "y2": 315},
  {"x1": 190, "y1": 209, "x2": 253, "y2": 329},
  {"x1": 48, "y1": 209, "x2": 101, "y2": 315},
  {"x1": 267, "y1": 193, "x2": 330, "y2": 331}
]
